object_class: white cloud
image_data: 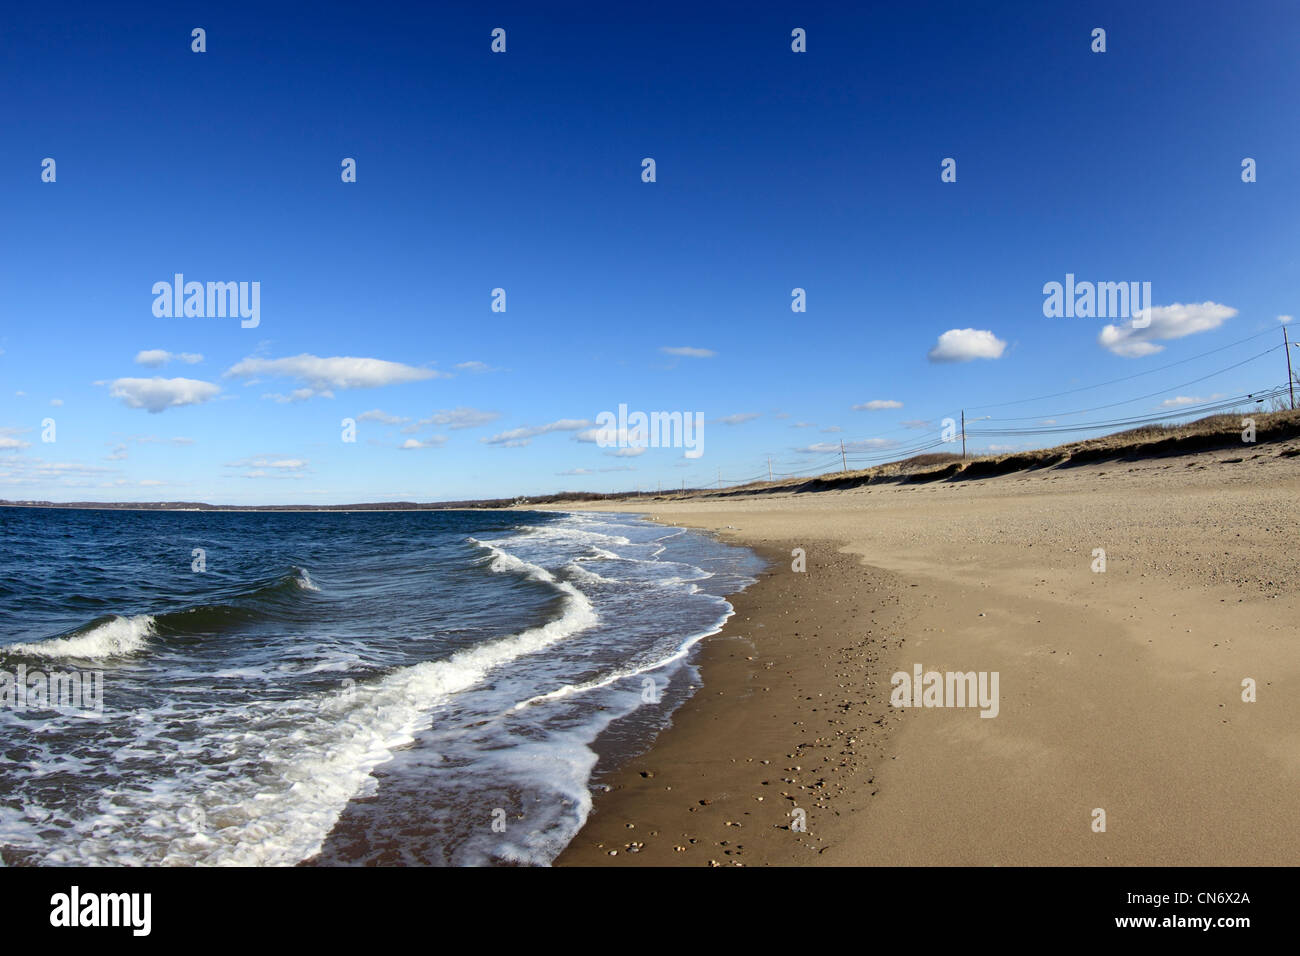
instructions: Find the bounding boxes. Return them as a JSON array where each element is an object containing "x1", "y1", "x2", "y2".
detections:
[
  {"x1": 226, "y1": 456, "x2": 309, "y2": 472},
  {"x1": 482, "y1": 419, "x2": 591, "y2": 447},
  {"x1": 660, "y1": 346, "x2": 716, "y2": 358},
  {"x1": 225, "y1": 354, "x2": 444, "y2": 399},
  {"x1": 357, "y1": 409, "x2": 410, "y2": 425},
  {"x1": 853, "y1": 399, "x2": 902, "y2": 410},
  {"x1": 454, "y1": 361, "x2": 498, "y2": 373},
  {"x1": 49, "y1": 399, "x2": 63, "y2": 407},
  {"x1": 109, "y1": 377, "x2": 221, "y2": 413},
  {"x1": 927, "y1": 329, "x2": 1007, "y2": 363},
  {"x1": 797, "y1": 439, "x2": 896, "y2": 454},
  {"x1": 400, "y1": 437, "x2": 448, "y2": 449},
  {"x1": 900, "y1": 419, "x2": 931, "y2": 430},
  {"x1": 820, "y1": 426, "x2": 842, "y2": 433},
  {"x1": 136, "y1": 350, "x2": 203, "y2": 367},
  {"x1": 264, "y1": 388, "x2": 323, "y2": 404},
  {"x1": 714, "y1": 412, "x2": 760, "y2": 425},
  {"x1": 1098, "y1": 302, "x2": 1237, "y2": 357},
  {"x1": 0, "y1": 436, "x2": 31, "y2": 451},
  {"x1": 575, "y1": 425, "x2": 643, "y2": 445},
  {"x1": 0, "y1": 456, "x2": 115, "y2": 485},
  {"x1": 1159, "y1": 393, "x2": 1223, "y2": 408},
  {"x1": 130, "y1": 435, "x2": 193, "y2": 446},
  {"x1": 404, "y1": 407, "x2": 500, "y2": 432},
  {"x1": 608, "y1": 446, "x2": 647, "y2": 457},
  {"x1": 558, "y1": 468, "x2": 593, "y2": 476},
  {"x1": 1278, "y1": 315, "x2": 1293, "y2": 325},
  {"x1": 792, "y1": 422, "x2": 816, "y2": 428},
  {"x1": 239, "y1": 470, "x2": 308, "y2": 480}
]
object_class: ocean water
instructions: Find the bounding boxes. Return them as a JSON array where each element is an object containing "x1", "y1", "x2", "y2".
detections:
[{"x1": 0, "y1": 507, "x2": 761, "y2": 866}]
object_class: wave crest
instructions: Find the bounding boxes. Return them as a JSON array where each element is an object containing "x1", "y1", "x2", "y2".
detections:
[{"x1": 4, "y1": 614, "x2": 156, "y2": 660}]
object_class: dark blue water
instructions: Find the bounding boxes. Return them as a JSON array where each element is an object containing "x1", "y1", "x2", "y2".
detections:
[{"x1": 0, "y1": 507, "x2": 760, "y2": 866}]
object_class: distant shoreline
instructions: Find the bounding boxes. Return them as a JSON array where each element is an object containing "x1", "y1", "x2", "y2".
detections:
[
  {"x1": 0, "y1": 502, "x2": 501, "y2": 513},
  {"x1": 8, "y1": 407, "x2": 1298, "y2": 515},
  {"x1": 0, "y1": 496, "x2": 637, "y2": 513}
]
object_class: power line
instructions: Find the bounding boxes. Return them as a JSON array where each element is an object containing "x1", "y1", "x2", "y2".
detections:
[
  {"x1": 985, "y1": 346, "x2": 1280, "y2": 422},
  {"x1": 967, "y1": 325, "x2": 1281, "y2": 411},
  {"x1": 970, "y1": 386, "x2": 1288, "y2": 438}
]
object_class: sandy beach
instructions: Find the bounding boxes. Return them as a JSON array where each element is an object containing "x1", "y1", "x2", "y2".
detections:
[{"x1": 553, "y1": 444, "x2": 1300, "y2": 866}]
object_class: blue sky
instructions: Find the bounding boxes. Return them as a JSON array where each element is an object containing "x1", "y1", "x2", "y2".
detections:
[{"x1": 2, "y1": 0, "x2": 1297, "y2": 504}]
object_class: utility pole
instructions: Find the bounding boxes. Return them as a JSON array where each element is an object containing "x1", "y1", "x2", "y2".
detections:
[
  {"x1": 767, "y1": 457, "x2": 773, "y2": 481},
  {"x1": 1286, "y1": 327, "x2": 1296, "y2": 410},
  {"x1": 840, "y1": 439, "x2": 847, "y2": 472},
  {"x1": 961, "y1": 409, "x2": 966, "y2": 460}
]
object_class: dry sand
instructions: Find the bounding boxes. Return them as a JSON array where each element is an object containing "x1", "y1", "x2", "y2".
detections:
[{"x1": 552, "y1": 443, "x2": 1300, "y2": 865}]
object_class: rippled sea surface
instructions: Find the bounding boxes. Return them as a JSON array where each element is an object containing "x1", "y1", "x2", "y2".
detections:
[{"x1": 0, "y1": 507, "x2": 760, "y2": 866}]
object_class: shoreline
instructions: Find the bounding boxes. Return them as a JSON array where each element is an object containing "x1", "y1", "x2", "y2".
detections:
[
  {"x1": 557, "y1": 538, "x2": 912, "y2": 866},
  {"x1": 553, "y1": 446, "x2": 1300, "y2": 865}
]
